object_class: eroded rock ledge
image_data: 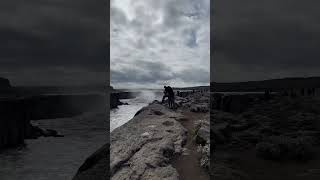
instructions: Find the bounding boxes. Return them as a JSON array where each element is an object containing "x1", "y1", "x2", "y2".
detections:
[
  {"x1": 73, "y1": 102, "x2": 188, "y2": 180},
  {"x1": 110, "y1": 102, "x2": 187, "y2": 180}
]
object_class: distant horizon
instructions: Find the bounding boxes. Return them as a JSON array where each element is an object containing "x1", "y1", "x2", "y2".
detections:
[
  {"x1": 6, "y1": 75, "x2": 320, "y2": 87},
  {"x1": 212, "y1": 76, "x2": 320, "y2": 84}
]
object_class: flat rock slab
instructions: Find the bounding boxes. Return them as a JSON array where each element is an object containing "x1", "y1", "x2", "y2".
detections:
[{"x1": 110, "y1": 103, "x2": 187, "y2": 180}]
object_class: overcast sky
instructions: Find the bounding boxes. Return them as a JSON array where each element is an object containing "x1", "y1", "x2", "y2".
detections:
[
  {"x1": 212, "y1": 0, "x2": 320, "y2": 82},
  {"x1": 111, "y1": 0, "x2": 210, "y2": 89},
  {"x1": 3, "y1": 0, "x2": 317, "y2": 86},
  {"x1": 0, "y1": 0, "x2": 107, "y2": 86}
]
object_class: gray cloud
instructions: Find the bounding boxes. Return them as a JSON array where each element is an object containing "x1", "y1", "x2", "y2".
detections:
[
  {"x1": 111, "y1": 60, "x2": 174, "y2": 84},
  {"x1": 0, "y1": 0, "x2": 108, "y2": 86},
  {"x1": 212, "y1": 0, "x2": 320, "y2": 82},
  {"x1": 111, "y1": 0, "x2": 210, "y2": 88}
]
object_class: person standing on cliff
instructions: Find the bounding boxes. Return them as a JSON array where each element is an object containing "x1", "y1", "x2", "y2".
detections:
[
  {"x1": 162, "y1": 86, "x2": 169, "y2": 104},
  {"x1": 167, "y1": 86, "x2": 175, "y2": 109}
]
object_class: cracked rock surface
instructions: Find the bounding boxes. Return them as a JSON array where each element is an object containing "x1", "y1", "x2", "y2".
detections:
[{"x1": 110, "y1": 102, "x2": 187, "y2": 180}]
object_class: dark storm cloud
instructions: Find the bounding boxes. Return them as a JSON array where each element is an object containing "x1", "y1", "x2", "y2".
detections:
[
  {"x1": 0, "y1": 0, "x2": 108, "y2": 85},
  {"x1": 212, "y1": 0, "x2": 320, "y2": 82}
]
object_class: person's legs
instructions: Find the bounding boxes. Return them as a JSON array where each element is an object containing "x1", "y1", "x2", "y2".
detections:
[
  {"x1": 172, "y1": 96, "x2": 175, "y2": 109},
  {"x1": 162, "y1": 95, "x2": 167, "y2": 103}
]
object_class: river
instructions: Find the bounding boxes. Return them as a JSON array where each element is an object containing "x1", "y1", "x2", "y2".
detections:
[
  {"x1": 0, "y1": 111, "x2": 107, "y2": 180},
  {"x1": 110, "y1": 90, "x2": 162, "y2": 132}
]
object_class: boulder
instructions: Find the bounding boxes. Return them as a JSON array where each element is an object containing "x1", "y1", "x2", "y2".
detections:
[{"x1": 0, "y1": 77, "x2": 11, "y2": 89}]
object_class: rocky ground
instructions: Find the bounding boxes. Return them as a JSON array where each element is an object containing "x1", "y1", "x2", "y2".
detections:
[
  {"x1": 173, "y1": 91, "x2": 210, "y2": 180},
  {"x1": 211, "y1": 93, "x2": 320, "y2": 180},
  {"x1": 73, "y1": 91, "x2": 211, "y2": 180}
]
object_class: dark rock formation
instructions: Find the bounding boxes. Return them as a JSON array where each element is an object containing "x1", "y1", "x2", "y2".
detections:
[
  {"x1": 26, "y1": 125, "x2": 64, "y2": 139},
  {"x1": 74, "y1": 90, "x2": 211, "y2": 180},
  {"x1": 73, "y1": 143, "x2": 109, "y2": 180},
  {"x1": 25, "y1": 94, "x2": 106, "y2": 120},
  {"x1": 110, "y1": 93, "x2": 122, "y2": 109},
  {"x1": 211, "y1": 77, "x2": 320, "y2": 92},
  {"x1": 110, "y1": 92, "x2": 135, "y2": 109},
  {"x1": 73, "y1": 103, "x2": 188, "y2": 180},
  {"x1": 0, "y1": 77, "x2": 13, "y2": 96},
  {"x1": 0, "y1": 98, "x2": 28, "y2": 149},
  {"x1": 0, "y1": 94, "x2": 104, "y2": 149},
  {"x1": 0, "y1": 77, "x2": 11, "y2": 88}
]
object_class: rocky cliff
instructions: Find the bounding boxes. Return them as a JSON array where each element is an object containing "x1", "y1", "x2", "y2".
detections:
[
  {"x1": 25, "y1": 94, "x2": 106, "y2": 120},
  {"x1": 0, "y1": 77, "x2": 13, "y2": 96},
  {"x1": 0, "y1": 77, "x2": 11, "y2": 88},
  {"x1": 73, "y1": 91, "x2": 211, "y2": 180},
  {"x1": 211, "y1": 77, "x2": 320, "y2": 92},
  {"x1": 0, "y1": 94, "x2": 106, "y2": 149},
  {"x1": 110, "y1": 92, "x2": 135, "y2": 109},
  {"x1": 0, "y1": 98, "x2": 28, "y2": 149},
  {"x1": 110, "y1": 103, "x2": 187, "y2": 180},
  {"x1": 73, "y1": 102, "x2": 189, "y2": 180},
  {"x1": 72, "y1": 143, "x2": 109, "y2": 180}
]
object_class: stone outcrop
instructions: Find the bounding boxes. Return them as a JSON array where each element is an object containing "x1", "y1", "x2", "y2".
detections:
[
  {"x1": 0, "y1": 77, "x2": 13, "y2": 96},
  {"x1": 73, "y1": 102, "x2": 188, "y2": 180},
  {"x1": 0, "y1": 77, "x2": 11, "y2": 89},
  {"x1": 110, "y1": 92, "x2": 135, "y2": 109},
  {"x1": 73, "y1": 143, "x2": 109, "y2": 180},
  {"x1": 110, "y1": 103, "x2": 187, "y2": 180},
  {"x1": 110, "y1": 93, "x2": 122, "y2": 109},
  {"x1": 74, "y1": 90, "x2": 211, "y2": 180},
  {"x1": 26, "y1": 124, "x2": 64, "y2": 139}
]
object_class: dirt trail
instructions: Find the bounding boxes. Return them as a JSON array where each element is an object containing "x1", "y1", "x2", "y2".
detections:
[{"x1": 172, "y1": 110, "x2": 210, "y2": 180}]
